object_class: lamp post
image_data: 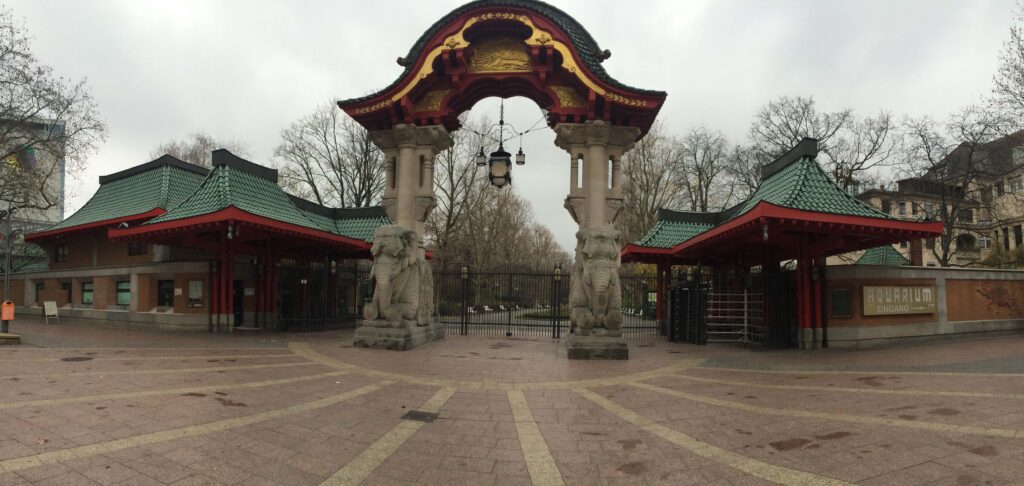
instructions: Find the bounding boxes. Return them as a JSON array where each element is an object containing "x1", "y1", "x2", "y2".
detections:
[{"x1": 2, "y1": 204, "x2": 17, "y2": 334}]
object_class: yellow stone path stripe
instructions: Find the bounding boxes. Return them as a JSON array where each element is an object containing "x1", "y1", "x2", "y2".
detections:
[
  {"x1": 0, "y1": 381, "x2": 392, "y2": 474},
  {"x1": 0, "y1": 353, "x2": 296, "y2": 363},
  {"x1": 290, "y1": 342, "x2": 703, "y2": 390},
  {"x1": 320, "y1": 387, "x2": 456, "y2": 486},
  {"x1": 702, "y1": 366, "x2": 1024, "y2": 378},
  {"x1": 0, "y1": 370, "x2": 352, "y2": 410},
  {"x1": 673, "y1": 372, "x2": 1024, "y2": 399},
  {"x1": 508, "y1": 390, "x2": 565, "y2": 486},
  {"x1": 632, "y1": 382, "x2": 1024, "y2": 440},
  {"x1": 0, "y1": 361, "x2": 317, "y2": 379},
  {"x1": 574, "y1": 387, "x2": 851, "y2": 486}
]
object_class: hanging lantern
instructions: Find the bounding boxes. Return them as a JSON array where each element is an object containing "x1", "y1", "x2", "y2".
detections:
[
  {"x1": 475, "y1": 147, "x2": 487, "y2": 167},
  {"x1": 488, "y1": 145, "x2": 512, "y2": 188},
  {"x1": 515, "y1": 147, "x2": 526, "y2": 165}
]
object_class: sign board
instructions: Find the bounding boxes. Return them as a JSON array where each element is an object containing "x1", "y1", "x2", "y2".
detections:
[
  {"x1": 1, "y1": 301, "x2": 13, "y2": 321},
  {"x1": 244, "y1": 288, "x2": 255, "y2": 297},
  {"x1": 43, "y1": 301, "x2": 59, "y2": 325},
  {"x1": 188, "y1": 280, "x2": 203, "y2": 308},
  {"x1": 863, "y1": 286, "x2": 936, "y2": 316},
  {"x1": 174, "y1": 288, "x2": 183, "y2": 296}
]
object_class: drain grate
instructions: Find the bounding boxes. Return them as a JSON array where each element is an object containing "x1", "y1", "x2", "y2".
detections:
[
  {"x1": 61, "y1": 356, "x2": 94, "y2": 362},
  {"x1": 401, "y1": 410, "x2": 439, "y2": 423}
]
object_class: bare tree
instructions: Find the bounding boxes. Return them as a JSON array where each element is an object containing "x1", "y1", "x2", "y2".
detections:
[
  {"x1": 904, "y1": 106, "x2": 1006, "y2": 266},
  {"x1": 723, "y1": 144, "x2": 763, "y2": 200},
  {"x1": 151, "y1": 131, "x2": 249, "y2": 168},
  {"x1": 993, "y1": 1, "x2": 1024, "y2": 120},
  {"x1": 617, "y1": 122, "x2": 686, "y2": 244},
  {"x1": 749, "y1": 95, "x2": 900, "y2": 191},
  {"x1": 678, "y1": 127, "x2": 731, "y2": 212},
  {"x1": 0, "y1": 6, "x2": 106, "y2": 217},
  {"x1": 425, "y1": 117, "x2": 489, "y2": 266},
  {"x1": 274, "y1": 103, "x2": 384, "y2": 208}
]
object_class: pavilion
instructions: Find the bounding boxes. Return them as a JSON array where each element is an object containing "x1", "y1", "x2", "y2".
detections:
[{"x1": 622, "y1": 139, "x2": 944, "y2": 348}]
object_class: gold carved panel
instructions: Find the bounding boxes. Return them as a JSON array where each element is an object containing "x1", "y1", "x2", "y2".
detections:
[
  {"x1": 467, "y1": 37, "x2": 532, "y2": 73},
  {"x1": 549, "y1": 85, "x2": 585, "y2": 108},
  {"x1": 414, "y1": 89, "x2": 452, "y2": 112}
]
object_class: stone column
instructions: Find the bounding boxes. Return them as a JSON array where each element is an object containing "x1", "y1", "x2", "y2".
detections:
[
  {"x1": 553, "y1": 121, "x2": 641, "y2": 359},
  {"x1": 358, "y1": 124, "x2": 452, "y2": 351},
  {"x1": 369, "y1": 124, "x2": 452, "y2": 242}
]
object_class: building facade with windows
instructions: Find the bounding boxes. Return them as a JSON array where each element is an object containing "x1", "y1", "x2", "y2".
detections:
[{"x1": 842, "y1": 131, "x2": 1024, "y2": 267}]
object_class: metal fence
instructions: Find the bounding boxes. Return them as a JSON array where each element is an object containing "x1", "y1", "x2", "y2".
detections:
[
  {"x1": 277, "y1": 261, "x2": 362, "y2": 332},
  {"x1": 433, "y1": 266, "x2": 660, "y2": 340}
]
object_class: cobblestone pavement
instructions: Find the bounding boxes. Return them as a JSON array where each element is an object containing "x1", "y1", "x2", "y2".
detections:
[{"x1": 1, "y1": 317, "x2": 1023, "y2": 485}]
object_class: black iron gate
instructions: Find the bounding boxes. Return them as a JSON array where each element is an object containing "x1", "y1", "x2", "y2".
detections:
[
  {"x1": 434, "y1": 266, "x2": 660, "y2": 340},
  {"x1": 763, "y1": 270, "x2": 797, "y2": 349},
  {"x1": 277, "y1": 261, "x2": 362, "y2": 332},
  {"x1": 669, "y1": 269, "x2": 708, "y2": 344}
]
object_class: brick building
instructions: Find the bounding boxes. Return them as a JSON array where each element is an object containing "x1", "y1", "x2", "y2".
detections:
[{"x1": 12, "y1": 150, "x2": 389, "y2": 331}]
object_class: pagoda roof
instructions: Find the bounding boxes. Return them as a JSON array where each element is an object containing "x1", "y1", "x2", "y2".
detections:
[
  {"x1": 855, "y1": 245, "x2": 911, "y2": 266},
  {"x1": 27, "y1": 155, "x2": 209, "y2": 241},
  {"x1": 339, "y1": 0, "x2": 662, "y2": 108},
  {"x1": 624, "y1": 139, "x2": 945, "y2": 263},
  {"x1": 111, "y1": 150, "x2": 389, "y2": 250}
]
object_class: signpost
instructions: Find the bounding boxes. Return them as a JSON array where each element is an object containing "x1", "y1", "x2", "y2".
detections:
[
  {"x1": 863, "y1": 286, "x2": 936, "y2": 316},
  {"x1": 43, "y1": 301, "x2": 59, "y2": 325}
]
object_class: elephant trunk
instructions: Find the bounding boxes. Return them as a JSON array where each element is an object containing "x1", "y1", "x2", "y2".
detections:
[{"x1": 588, "y1": 263, "x2": 613, "y2": 313}]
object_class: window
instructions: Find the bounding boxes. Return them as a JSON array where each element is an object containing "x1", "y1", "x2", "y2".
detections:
[
  {"x1": 81, "y1": 282, "x2": 93, "y2": 305},
  {"x1": 980, "y1": 236, "x2": 992, "y2": 250},
  {"x1": 925, "y1": 238, "x2": 936, "y2": 250},
  {"x1": 127, "y1": 242, "x2": 147, "y2": 256},
  {"x1": 1016, "y1": 225, "x2": 1023, "y2": 248},
  {"x1": 116, "y1": 281, "x2": 131, "y2": 306},
  {"x1": 34, "y1": 282, "x2": 43, "y2": 304},
  {"x1": 957, "y1": 209, "x2": 974, "y2": 223},
  {"x1": 899, "y1": 241, "x2": 909, "y2": 249},
  {"x1": 898, "y1": 201, "x2": 907, "y2": 217},
  {"x1": 53, "y1": 244, "x2": 68, "y2": 263},
  {"x1": 880, "y1": 199, "x2": 891, "y2": 214},
  {"x1": 157, "y1": 280, "x2": 174, "y2": 307},
  {"x1": 830, "y1": 289, "x2": 852, "y2": 318},
  {"x1": 997, "y1": 181, "x2": 1006, "y2": 196},
  {"x1": 982, "y1": 187, "x2": 994, "y2": 206},
  {"x1": 924, "y1": 202, "x2": 936, "y2": 218},
  {"x1": 1012, "y1": 177, "x2": 1024, "y2": 194},
  {"x1": 956, "y1": 234, "x2": 977, "y2": 252}
]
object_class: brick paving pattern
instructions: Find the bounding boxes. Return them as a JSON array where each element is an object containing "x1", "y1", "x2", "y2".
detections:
[{"x1": 0, "y1": 317, "x2": 1022, "y2": 484}]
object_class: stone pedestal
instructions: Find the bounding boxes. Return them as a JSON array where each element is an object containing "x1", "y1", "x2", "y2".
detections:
[
  {"x1": 354, "y1": 322, "x2": 445, "y2": 351},
  {"x1": 566, "y1": 334, "x2": 628, "y2": 360}
]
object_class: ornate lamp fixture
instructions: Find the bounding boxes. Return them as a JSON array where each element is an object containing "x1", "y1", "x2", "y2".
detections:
[{"x1": 472, "y1": 100, "x2": 539, "y2": 188}]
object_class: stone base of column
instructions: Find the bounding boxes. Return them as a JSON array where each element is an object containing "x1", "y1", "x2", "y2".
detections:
[
  {"x1": 800, "y1": 327, "x2": 814, "y2": 350},
  {"x1": 566, "y1": 334, "x2": 629, "y2": 360},
  {"x1": 354, "y1": 321, "x2": 445, "y2": 351},
  {"x1": 813, "y1": 327, "x2": 822, "y2": 349}
]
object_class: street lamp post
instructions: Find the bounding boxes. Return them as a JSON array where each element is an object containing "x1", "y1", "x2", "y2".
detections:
[{"x1": 2, "y1": 204, "x2": 16, "y2": 334}]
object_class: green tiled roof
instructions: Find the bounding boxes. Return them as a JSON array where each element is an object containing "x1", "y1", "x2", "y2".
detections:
[
  {"x1": 632, "y1": 139, "x2": 897, "y2": 249},
  {"x1": 149, "y1": 150, "x2": 390, "y2": 243},
  {"x1": 856, "y1": 245, "x2": 911, "y2": 266},
  {"x1": 41, "y1": 155, "x2": 208, "y2": 233},
  {"x1": 339, "y1": 0, "x2": 664, "y2": 106},
  {"x1": 635, "y1": 218, "x2": 714, "y2": 249}
]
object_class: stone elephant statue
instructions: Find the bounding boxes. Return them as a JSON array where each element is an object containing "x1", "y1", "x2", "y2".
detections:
[
  {"x1": 569, "y1": 225, "x2": 623, "y2": 336},
  {"x1": 363, "y1": 225, "x2": 434, "y2": 327}
]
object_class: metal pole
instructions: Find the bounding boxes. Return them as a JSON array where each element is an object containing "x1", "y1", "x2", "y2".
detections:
[{"x1": 2, "y1": 205, "x2": 13, "y2": 334}]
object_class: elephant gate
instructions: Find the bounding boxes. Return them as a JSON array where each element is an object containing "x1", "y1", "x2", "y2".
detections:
[{"x1": 339, "y1": 0, "x2": 666, "y2": 358}]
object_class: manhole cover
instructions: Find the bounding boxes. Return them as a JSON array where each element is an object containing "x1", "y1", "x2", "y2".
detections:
[
  {"x1": 61, "y1": 356, "x2": 94, "y2": 362},
  {"x1": 401, "y1": 410, "x2": 439, "y2": 423}
]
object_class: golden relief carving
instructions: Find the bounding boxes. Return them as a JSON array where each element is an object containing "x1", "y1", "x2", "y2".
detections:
[
  {"x1": 351, "y1": 99, "x2": 394, "y2": 115},
  {"x1": 467, "y1": 37, "x2": 532, "y2": 73},
  {"x1": 604, "y1": 92, "x2": 647, "y2": 108},
  {"x1": 550, "y1": 85, "x2": 585, "y2": 108},
  {"x1": 414, "y1": 89, "x2": 451, "y2": 112}
]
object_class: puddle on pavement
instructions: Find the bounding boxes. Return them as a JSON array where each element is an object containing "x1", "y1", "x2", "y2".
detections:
[
  {"x1": 215, "y1": 397, "x2": 247, "y2": 407},
  {"x1": 769, "y1": 438, "x2": 811, "y2": 451},
  {"x1": 181, "y1": 392, "x2": 207, "y2": 397},
  {"x1": 815, "y1": 431, "x2": 852, "y2": 440},
  {"x1": 60, "y1": 356, "x2": 94, "y2": 362},
  {"x1": 616, "y1": 462, "x2": 648, "y2": 475},
  {"x1": 928, "y1": 408, "x2": 961, "y2": 416}
]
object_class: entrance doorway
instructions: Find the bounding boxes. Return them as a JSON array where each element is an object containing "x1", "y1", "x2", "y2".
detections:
[
  {"x1": 157, "y1": 280, "x2": 174, "y2": 308},
  {"x1": 233, "y1": 280, "x2": 245, "y2": 327}
]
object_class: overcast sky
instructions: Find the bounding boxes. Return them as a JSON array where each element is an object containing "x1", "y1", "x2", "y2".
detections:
[{"x1": 8, "y1": 0, "x2": 1016, "y2": 251}]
